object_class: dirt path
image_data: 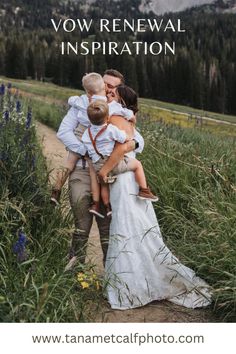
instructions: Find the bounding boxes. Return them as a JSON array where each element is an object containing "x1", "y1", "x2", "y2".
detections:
[{"x1": 36, "y1": 120, "x2": 215, "y2": 323}]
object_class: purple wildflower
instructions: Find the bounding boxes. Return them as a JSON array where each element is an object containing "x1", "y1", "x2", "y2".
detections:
[
  {"x1": 13, "y1": 230, "x2": 28, "y2": 263},
  {"x1": 16, "y1": 101, "x2": 21, "y2": 113},
  {"x1": 7, "y1": 83, "x2": 12, "y2": 89},
  {"x1": 26, "y1": 109, "x2": 32, "y2": 129},
  {"x1": 0, "y1": 84, "x2": 5, "y2": 95},
  {"x1": 31, "y1": 155, "x2": 36, "y2": 170},
  {"x1": 4, "y1": 111, "x2": 9, "y2": 122}
]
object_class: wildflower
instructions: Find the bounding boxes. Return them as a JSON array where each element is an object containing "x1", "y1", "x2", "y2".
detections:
[
  {"x1": 7, "y1": 83, "x2": 12, "y2": 89},
  {"x1": 80, "y1": 281, "x2": 89, "y2": 289},
  {"x1": 0, "y1": 84, "x2": 5, "y2": 95},
  {"x1": 13, "y1": 230, "x2": 28, "y2": 263},
  {"x1": 4, "y1": 111, "x2": 9, "y2": 122},
  {"x1": 16, "y1": 101, "x2": 21, "y2": 113},
  {"x1": 77, "y1": 272, "x2": 86, "y2": 282},
  {"x1": 26, "y1": 109, "x2": 32, "y2": 129},
  {"x1": 77, "y1": 270, "x2": 101, "y2": 290}
]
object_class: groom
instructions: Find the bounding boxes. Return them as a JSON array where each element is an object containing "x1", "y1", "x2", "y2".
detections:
[{"x1": 57, "y1": 69, "x2": 143, "y2": 266}]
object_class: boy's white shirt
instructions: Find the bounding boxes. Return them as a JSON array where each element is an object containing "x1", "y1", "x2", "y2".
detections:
[
  {"x1": 57, "y1": 95, "x2": 145, "y2": 165},
  {"x1": 68, "y1": 94, "x2": 134, "y2": 128},
  {"x1": 108, "y1": 100, "x2": 134, "y2": 121},
  {"x1": 82, "y1": 123, "x2": 127, "y2": 163}
]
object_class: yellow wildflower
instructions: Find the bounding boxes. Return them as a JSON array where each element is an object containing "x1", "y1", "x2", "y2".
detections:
[
  {"x1": 80, "y1": 281, "x2": 89, "y2": 289},
  {"x1": 77, "y1": 272, "x2": 86, "y2": 282}
]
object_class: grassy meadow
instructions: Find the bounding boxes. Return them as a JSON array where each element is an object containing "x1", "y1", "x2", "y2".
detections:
[
  {"x1": 139, "y1": 119, "x2": 236, "y2": 321},
  {"x1": 0, "y1": 86, "x2": 104, "y2": 322},
  {"x1": 1, "y1": 76, "x2": 236, "y2": 136},
  {"x1": 0, "y1": 78, "x2": 236, "y2": 322}
]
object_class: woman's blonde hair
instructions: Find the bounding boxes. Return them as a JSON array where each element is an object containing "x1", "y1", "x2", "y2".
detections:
[
  {"x1": 87, "y1": 100, "x2": 109, "y2": 125},
  {"x1": 82, "y1": 73, "x2": 105, "y2": 94}
]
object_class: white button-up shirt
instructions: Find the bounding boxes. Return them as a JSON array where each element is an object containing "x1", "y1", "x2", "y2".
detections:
[{"x1": 82, "y1": 123, "x2": 127, "y2": 163}]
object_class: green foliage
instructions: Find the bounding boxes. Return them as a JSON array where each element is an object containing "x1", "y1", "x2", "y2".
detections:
[
  {"x1": 0, "y1": 87, "x2": 103, "y2": 322},
  {"x1": 139, "y1": 120, "x2": 236, "y2": 321},
  {"x1": 1, "y1": 1, "x2": 236, "y2": 114}
]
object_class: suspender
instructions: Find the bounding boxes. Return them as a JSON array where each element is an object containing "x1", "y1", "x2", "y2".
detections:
[{"x1": 88, "y1": 124, "x2": 109, "y2": 160}]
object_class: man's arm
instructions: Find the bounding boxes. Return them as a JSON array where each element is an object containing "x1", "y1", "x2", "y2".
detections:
[{"x1": 57, "y1": 106, "x2": 85, "y2": 155}]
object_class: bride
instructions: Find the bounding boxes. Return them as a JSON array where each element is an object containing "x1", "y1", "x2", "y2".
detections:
[{"x1": 99, "y1": 85, "x2": 212, "y2": 310}]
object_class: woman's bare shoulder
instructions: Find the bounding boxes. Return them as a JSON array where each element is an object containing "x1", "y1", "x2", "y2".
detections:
[{"x1": 109, "y1": 115, "x2": 134, "y2": 137}]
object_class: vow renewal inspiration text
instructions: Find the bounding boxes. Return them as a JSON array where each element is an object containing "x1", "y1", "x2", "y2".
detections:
[{"x1": 51, "y1": 18, "x2": 186, "y2": 56}]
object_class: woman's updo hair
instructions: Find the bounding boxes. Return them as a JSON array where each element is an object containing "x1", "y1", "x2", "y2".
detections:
[{"x1": 116, "y1": 85, "x2": 139, "y2": 115}]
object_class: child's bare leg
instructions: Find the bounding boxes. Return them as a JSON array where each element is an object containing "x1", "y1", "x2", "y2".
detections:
[
  {"x1": 127, "y1": 158, "x2": 159, "y2": 202},
  {"x1": 53, "y1": 152, "x2": 79, "y2": 191},
  {"x1": 53, "y1": 168, "x2": 70, "y2": 191},
  {"x1": 126, "y1": 158, "x2": 147, "y2": 189},
  {"x1": 101, "y1": 184, "x2": 112, "y2": 217},
  {"x1": 98, "y1": 140, "x2": 136, "y2": 181},
  {"x1": 100, "y1": 184, "x2": 110, "y2": 206},
  {"x1": 86, "y1": 158, "x2": 106, "y2": 218},
  {"x1": 87, "y1": 158, "x2": 100, "y2": 202}
]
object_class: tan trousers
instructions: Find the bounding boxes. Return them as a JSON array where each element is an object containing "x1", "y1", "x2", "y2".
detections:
[{"x1": 68, "y1": 165, "x2": 110, "y2": 264}]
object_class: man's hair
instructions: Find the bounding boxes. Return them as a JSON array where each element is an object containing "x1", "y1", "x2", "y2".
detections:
[
  {"x1": 103, "y1": 69, "x2": 125, "y2": 84},
  {"x1": 87, "y1": 100, "x2": 109, "y2": 126},
  {"x1": 82, "y1": 72, "x2": 105, "y2": 94}
]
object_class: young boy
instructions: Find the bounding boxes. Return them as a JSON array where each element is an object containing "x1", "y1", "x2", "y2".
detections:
[
  {"x1": 82, "y1": 100, "x2": 159, "y2": 218},
  {"x1": 51, "y1": 72, "x2": 136, "y2": 205}
]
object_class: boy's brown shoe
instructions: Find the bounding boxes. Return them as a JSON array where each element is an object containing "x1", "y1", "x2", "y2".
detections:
[
  {"x1": 89, "y1": 202, "x2": 104, "y2": 218},
  {"x1": 50, "y1": 188, "x2": 61, "y2": 206},
  {"x1": 137, "y1": 187, "x2": 159, "y2": 202}
]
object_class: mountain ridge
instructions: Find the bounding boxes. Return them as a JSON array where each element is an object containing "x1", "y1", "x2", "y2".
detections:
[{"x1": 63, "y1": 0, "x2": 236, "y2": 15}]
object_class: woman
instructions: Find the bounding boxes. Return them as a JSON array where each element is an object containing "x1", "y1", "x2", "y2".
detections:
[{"x1": 101, "y1": 85, "x2": 212, "y2": 310}]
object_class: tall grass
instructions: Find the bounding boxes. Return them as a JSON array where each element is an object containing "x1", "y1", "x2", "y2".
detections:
[
  {"x1": 0, "y1": 86, "x2": 103, "y2": 322},
  {"x1": 139, "y1": 118, "x2": 236, "y2": 321}
]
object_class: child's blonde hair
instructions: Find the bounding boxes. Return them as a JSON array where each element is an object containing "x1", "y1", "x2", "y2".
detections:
[
  {"x1": 87, "y1": 100, "x2": 109, "y2": 126},
  {"x1": 82, "y1": 72, "x2": 105, "y2": 95}
]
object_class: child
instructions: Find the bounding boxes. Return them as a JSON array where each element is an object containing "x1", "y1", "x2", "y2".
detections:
[
  {"x1": 51, "y1": 72, "x2": 135, "y2": 205},
  {"x1": 82, "y1": 100, "x2": 159, "y2": 218}
]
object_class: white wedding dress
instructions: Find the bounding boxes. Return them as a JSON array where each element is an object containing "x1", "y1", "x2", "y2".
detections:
[{"x1": 105, "y1": 156, "x2": 212, "y2": 310}]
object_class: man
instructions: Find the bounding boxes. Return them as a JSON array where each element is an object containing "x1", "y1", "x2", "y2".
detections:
[
  {"x1": 103, "y1": 69, "x2": 125, "y2": 102},
  {"x1": 57, "y1": 69, "x2": 144, "y2": 267}
]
